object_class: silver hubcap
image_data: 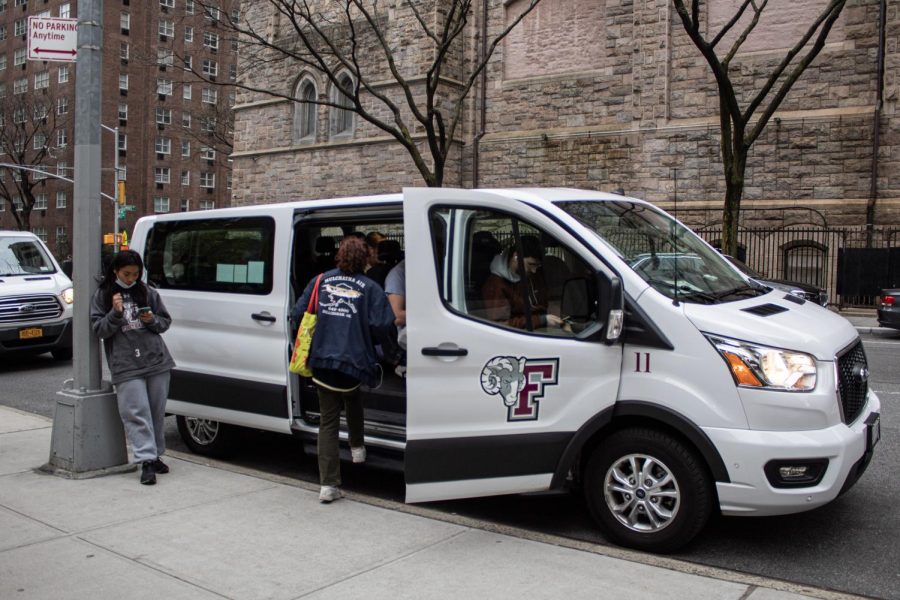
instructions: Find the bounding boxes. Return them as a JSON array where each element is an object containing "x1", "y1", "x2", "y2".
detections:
[
  {"x1": 604, "y1": 453, "x2": 680, "y2": 533},
  {"x1": 185, "y1": 418, "x2": 219, "y2": 446}
]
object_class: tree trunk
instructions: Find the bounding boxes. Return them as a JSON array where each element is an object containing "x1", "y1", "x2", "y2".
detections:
[{"x1": 721, "y1": 153, "x2": 746, "y2": 258}]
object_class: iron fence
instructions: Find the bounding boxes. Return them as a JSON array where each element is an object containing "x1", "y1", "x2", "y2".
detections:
[{"x1": 694, "y1": 225, "x2": 900, "y2": 307}]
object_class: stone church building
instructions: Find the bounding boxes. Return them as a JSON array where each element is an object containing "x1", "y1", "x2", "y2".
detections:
[{"x1": 231, "y1": 0, "x2": 899, "y2": 296}]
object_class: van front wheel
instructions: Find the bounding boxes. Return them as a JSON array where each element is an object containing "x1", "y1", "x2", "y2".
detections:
[
  {"x1": 176, "y1": 415, "x2": 236, "y2": 458},
  {"x1": 583, "y1": 428, "x2": 713, "y2": 553}
]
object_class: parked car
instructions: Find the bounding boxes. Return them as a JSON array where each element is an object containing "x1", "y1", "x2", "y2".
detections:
[
  {"x1": 877, "y1": 289, "x2": 900, "y2": 330},
  {"x1": 724, "y1": 255, "x2": 829, "y2": 307},
  {"x1": 0, "y1": 230, "x2": 74, "y2": 359}
]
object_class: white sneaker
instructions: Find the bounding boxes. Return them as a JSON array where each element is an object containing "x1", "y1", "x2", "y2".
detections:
[
  {"x1": 319, "y1": 486, "x2": 342, "y2": 503},
  {"x1": 351, "y1": 446, "x2": 366, "y2": 464}
]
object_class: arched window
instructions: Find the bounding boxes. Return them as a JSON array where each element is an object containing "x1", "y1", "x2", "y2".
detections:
[
  {"x1": 293, "y1": 77, "x2": 317, "y2": 144},
  {"x1": 330, "y1": 73, "x2": 355, "y2": 138},
  {"x1": 782, "y1": 241, "x2": 826, "y2": 287}
]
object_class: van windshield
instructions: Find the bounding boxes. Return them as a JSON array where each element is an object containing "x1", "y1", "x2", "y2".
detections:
[
  {"x1": 555, "y1": 200, "x2": 763, "y2": 303},
  {"x1": 0, "y1": 238, "x2": 57, "y2": 277}
]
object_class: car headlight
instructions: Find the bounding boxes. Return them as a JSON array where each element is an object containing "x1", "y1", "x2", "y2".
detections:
[
  {"x1": 706, "y1": 334, "x2": 817, "y2": 391},
  {"x1": 61, "y1": 287, "x2": 74, "y2": 305}
]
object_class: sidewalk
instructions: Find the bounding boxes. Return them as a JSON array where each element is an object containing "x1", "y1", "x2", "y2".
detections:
[
  {"x1": 835, "y1": 308, "x2": 897, "y2": 337},
  {"x1": 0, "y1": 406, "x2": 864, "y2": 600}
]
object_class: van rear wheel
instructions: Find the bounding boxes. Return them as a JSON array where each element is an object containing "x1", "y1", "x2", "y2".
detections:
[
  {"x1": 583, "y1": 427, "x2": 713, "y2": 553},
  {"x1": 176, "y1": 415, "x2": 236, "y2": 458}
]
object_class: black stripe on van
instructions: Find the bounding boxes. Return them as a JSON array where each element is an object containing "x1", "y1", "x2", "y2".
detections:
[
  {"x1": 169, "y1": 370, "x2": 288, "y2": 418},
  {"x1": 405, "y1": 432, "x2": 572, "y2": 484}
]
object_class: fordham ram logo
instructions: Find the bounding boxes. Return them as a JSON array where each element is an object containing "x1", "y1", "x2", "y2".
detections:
[{"x1": 480, "y1": 356, "x2": 559, "y2": 422}]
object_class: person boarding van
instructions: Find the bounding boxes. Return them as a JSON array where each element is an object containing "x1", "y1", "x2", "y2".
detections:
[{"x1": 131, "y1": 188, "x2": 880, "y2": 552}]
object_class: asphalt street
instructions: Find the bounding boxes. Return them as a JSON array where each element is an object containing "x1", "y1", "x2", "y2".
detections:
[{"x1": 2, "y1": 331, "x2": 898, "y2": 599}]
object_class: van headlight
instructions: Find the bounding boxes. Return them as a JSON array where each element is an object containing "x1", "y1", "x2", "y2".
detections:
[
  {"x1": 61, "y1": 287, "x2": 74, "y2": 305},
  {"x1": 706, "y1": 334, "x2": 816, "y2": 391}
]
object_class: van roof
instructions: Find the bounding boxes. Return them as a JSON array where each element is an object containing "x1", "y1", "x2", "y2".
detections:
[
  {"x1": 140, "y1": 187, "x2": 643, "y2": 223},
  {"x1": 0, "y1": 230, "x2": 40, "y2": 238}
]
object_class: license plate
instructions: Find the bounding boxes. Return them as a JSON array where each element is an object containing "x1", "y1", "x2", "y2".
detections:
[
  {"x1": 869, "y1": 415, "x2": 881, "y2": 450},
  {"x1": 18, "y1": 327, "x2": 43, "y2": 340}
]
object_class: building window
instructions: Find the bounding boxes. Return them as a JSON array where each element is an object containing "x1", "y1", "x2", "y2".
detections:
[
  {"x1": 58, "y1": 66, "x2": 70, "y2": 83},
  {"x1": 155, "y1": 138, "x2": 172, "y2": 154},
  {"x1": 183, "y1": 55, "x2": 192, "y2": 70},
  {"x1": 118, "y1": 135, "x2": 127, "y2": 151},
  {"x1": 203, "y1": 32, "x2": 219, "y2": 50},
  {"x1": 226, "y1": 174, "x2": 232, "y2": 190},
  {"x1": 57, "y1": 97, "x2": 69, "y2": 115},
  {"x1": 160, "y1": 0, "x2": 175, "y2": 8},
  {"x1": 185, "y1": 0, "x2": 194, "y2": 14},
  {"x1": 183, "y1": 85, "x2": 193, "y2": 101},
  {"x1": 181, "y1": 170, "x2": 190, "y2": 186},
  {"x1": 182, "y1": 113, "x2": 192, "y2": 128},
  {"x1": 155, "y1": 167, "x2": 171, "y2": 184},
  {"x1": 120, "y1": 42, "x2": 130, "y2": 62},
  {"x1": 56, "y1": 191, "x2": 67, "y2": 208},
  {"x1": 0, "y1": 26, "x2": 5, "y2": 42},
  {"x1": 0, "y1": 56, "x2": 6, "y2": 71},
  {"x1": 159, "y1": 19, "x2": 174, "y2": 38},
  {"x1": 57, "y1": 130, "x2": 68, "y2": 147},
  {"x1": 33, "y1": 227, "x2": 48, "y2": 243},
  {"x1": 34, "y1": 72, "x2": 50, "y2": 90},
  {"x1": 199, "y1": 199, "x2": 215, "y2": 210},
  {"x1": 154, "y1": 197, "x2": 170, "y2": 213},
  {"x1": 229, "y1": 64, "x2": 237, "y2": 81},
  {"x1": 118, "y1": 103, "x2": 127, "y2": 122},
  {"x1": 180, "y1": 199, "x2": 190, "y2": 212},
  {"x1": 155, "y1": 107, "x2": 172, "y2": 124},
  {"x1": 0, "y1": 83, "x2": 6, "y2": 98},
  {"x1": 34, "y1": 133, "x2": 47, "y2": 150},
  {"x1": 185, "y1": 25, "x2": 193, "y2": 42},
  {"x1": 59, "y1": 3, "x2": 71, "y2": 18},
  {"x1": 181, "y1": 140, "x2": 190, "y2": 157},
  {"x1": 33, "y1": 104, "x2": 48, "y2": 119},
  {"x1": 34, "y1": 194, "x2": 48, "y2": 210},
  {"x1": 14, "y1": 77, "x2": 27, "y2": 94},
  {"x1": 202, "y1": 59, "x2": 218, "y2": 77},
  {"x1": 119, "y1": 74, "x2": 129, "y2": 91},
  {"x1": 201, "y1": 88, "x2": 217, "y2": 104},
  {"x1": 55, "y1": 226, "x2": 67, "y2": 244},
  {"x1": 56, "y1": 162, "x2": 68, "y2": 177},
  {"x1": 294, "y1": 78, "x2": 318, "y2": 143},
  {"x1": 14, "y1": 48, "x2": 26, "y2": 66},
  {"x1": 199, "y1": 172, "x2": 215, "y2": 189},
  {"x1": 13, "y1": 107, "x2": 25, "y2": 123},
  {"x1": 330, "y1": 73, "x2": 355, "y2": 137},
  {"x1": 120, "y1": 12, "x2": 130, "y2": 32},
  {"x1": 157, "y1": 79, "x2": 173, "y2": 96},
  {"x1": 200, "y1": 117, "x2": 216, "y2": 132},
  {"x1": 157, "y1": 48, "x2": 174, "y2": 68},
  {"x1": 200, "y1": 146, "x2": 216, "y2": 160},
  {"x1": 14, "y1": 18, "x2": 26, "y2": 37},
  {"x1": 205, "y1": 5, "x2": 220, "y2": 21}
]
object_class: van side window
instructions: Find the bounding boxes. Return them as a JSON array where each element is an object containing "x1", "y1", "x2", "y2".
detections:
[
  {"x1": 144, "y1": 217, "x2": 275, "y2": 294},
  {"x1": 430, "y1": 206, "x2": 597, "y2": 338}
]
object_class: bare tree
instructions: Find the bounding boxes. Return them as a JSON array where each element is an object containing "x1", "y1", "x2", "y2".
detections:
[
  {"x1": 672, "y1": 0, "x2": 847, "y2": 256},
  {"x1": 0, "y1": 90, "x2": 71, "y2": 232},
  {"x1": 198, "y1": 0, "x2": 542, "y2": 187}
]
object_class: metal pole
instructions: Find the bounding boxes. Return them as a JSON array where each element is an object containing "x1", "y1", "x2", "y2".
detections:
[
  {"x1": 45, "y1": 0, "x2": 133, "y2": 478},
  {"x1": 113, "y1": 127, "x2": 119, "y2": 253}
]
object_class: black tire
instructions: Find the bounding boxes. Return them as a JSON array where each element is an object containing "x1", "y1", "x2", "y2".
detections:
[
  {"x1": 583, "y1": 427, "x2": 713, "y2": 553},
  {"x1": 176, "y1": 415, "x2": 237, "y2": 458},
  {"x1": 51, "y1": 347, "x2": 73, "y2": 360}
]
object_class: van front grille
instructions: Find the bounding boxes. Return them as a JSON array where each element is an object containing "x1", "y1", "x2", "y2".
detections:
[
  {"x1": 836, "y1": 340, "x2": 868, "y2": 424},
  {"x1": 0, "y1": 294, "x2": 63, "y2": 324}
]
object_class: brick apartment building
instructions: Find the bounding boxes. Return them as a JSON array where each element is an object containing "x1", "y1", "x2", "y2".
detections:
[
  {"x1": 0, "y1": 0, "x2": 236, "y2": 260},
  {"x1": 232, "y1": 1, "x2": 899, "y2": 257}
]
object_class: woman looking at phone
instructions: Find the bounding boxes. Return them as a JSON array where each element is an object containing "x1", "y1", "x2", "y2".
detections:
[{"x1": 90, "y1": 250, "x2": 176, "y2": 485}]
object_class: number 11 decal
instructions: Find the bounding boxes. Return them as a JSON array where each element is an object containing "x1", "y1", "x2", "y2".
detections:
[{"x1": 634, "y1": 352, "x2": 651, "y2": 373}]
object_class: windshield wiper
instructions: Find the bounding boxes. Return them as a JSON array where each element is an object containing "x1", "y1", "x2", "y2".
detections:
[
  {"x1": 645, "y1": 278, "x2": 718, "y2": 304},
  {"x1": 713, "y1": 285, "x2": 767, "y2": 300}
]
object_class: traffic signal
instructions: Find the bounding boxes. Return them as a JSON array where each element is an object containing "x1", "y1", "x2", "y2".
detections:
[{"x1": 117, "y1": 181, "x2": 126, "y2": 206}]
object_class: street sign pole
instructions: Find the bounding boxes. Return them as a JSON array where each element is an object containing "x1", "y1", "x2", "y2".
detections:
[{"x1": 44, "y1": 0, "x2": 133, "y2": 478}]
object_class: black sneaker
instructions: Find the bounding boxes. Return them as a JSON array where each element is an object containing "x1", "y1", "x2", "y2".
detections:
[
  {"x1": 152, "y1": 458, "x2": 169, "y2": 474},
  {"x1": 140, "y1": 461, "x2": 157, "y2": 485}
]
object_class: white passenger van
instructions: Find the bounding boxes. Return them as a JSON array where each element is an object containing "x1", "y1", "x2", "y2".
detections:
[
  {"x1": 0, "y1": 230, "x2": 74, "y2": 360},
  {"x1": 131, "y1": 188, "x2": 880, "y2": 552}
]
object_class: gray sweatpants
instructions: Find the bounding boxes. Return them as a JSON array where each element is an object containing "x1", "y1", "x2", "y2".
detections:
[{"x1": 115, "y1": 371, "x2": 170, "y2": 463}]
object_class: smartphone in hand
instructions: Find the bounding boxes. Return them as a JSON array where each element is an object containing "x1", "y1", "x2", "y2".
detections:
[{"x1": 138, "y1": 306, "x2": 152, "y2": 315}]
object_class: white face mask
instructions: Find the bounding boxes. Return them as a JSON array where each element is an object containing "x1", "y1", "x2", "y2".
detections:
[{"x1": 116, "y1": 277, "x2": 137, "y2": 289}]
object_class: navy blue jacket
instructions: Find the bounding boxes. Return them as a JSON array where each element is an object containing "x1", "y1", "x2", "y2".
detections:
[{"x1": 291, "y1": 269, "x2": 395, "y2": 387}]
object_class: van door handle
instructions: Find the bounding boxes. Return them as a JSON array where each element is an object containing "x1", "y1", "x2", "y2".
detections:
[
  {"x1": 251, "y1": 312, "x2": 277, "y2": 323},
  {"x1": 422, "y1": 346, "x2": 468, "y2": 357}
]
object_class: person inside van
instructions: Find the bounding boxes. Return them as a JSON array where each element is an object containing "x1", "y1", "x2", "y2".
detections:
[
  {"x1": 365, "y1": 231, "x2": 386, "y2": 270},
  {"x1": 291, "y1": 235, "x2": 396, "y2": 504},
  {"x1": 481, "y1": 236, "x2": 568, "y2": 332}
]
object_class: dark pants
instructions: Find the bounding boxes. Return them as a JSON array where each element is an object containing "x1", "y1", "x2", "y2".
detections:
[{"x1": 316, "y1": 385, "x2": 364, "y2": 487}]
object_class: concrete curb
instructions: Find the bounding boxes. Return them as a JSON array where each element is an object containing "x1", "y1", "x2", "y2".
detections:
[{"x1": 854, "y1": 326, "x2": 899, "y2": 336}]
